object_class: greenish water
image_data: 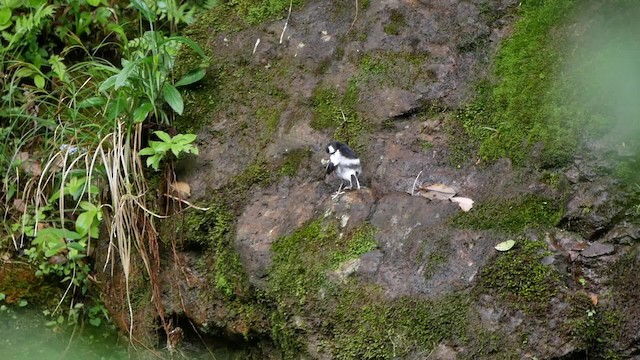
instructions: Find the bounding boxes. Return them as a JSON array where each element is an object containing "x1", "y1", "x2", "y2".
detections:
[
  {"x1": 0, "y1": 307, "x2": 246, "y2": 360},
  {"x1": 0, "y1": 307, "x2": 133, "y2": 360}
]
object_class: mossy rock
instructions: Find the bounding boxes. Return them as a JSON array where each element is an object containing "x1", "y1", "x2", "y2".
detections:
[
  {"x1": 450, "y1": 193, "x2": 563, "y2": 234},
  {"x1": 477, "y1": 239, "x2": 559, "y2": 312}
]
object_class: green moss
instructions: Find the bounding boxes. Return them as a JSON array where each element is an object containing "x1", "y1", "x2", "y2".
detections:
[
  {"x1": 328, "y1": 224, "x2": 377, "y2": 268},
  {"x1": 175, "y1": 56, "x2": 290, "y2": 137},
  {"x1": 567, "y1": 291, "x2": 621, "y2": 359},
  {"x1": 457, "y1": 0, "x2": 604, "y2": 168},
  {"x1": 267, "y1": 220, "x2": 471, "y2": 358},
  {"x1": 357, "y1": 51, "x2": 426, "y2": 90},
  {"x1": 269, "y1": 220, "x2": 337, "y2": 308},
  {"x1": 478, "y1": 239, "x2": 559, "y2": 312},
  {"x1": 184, "y1": 0, "x2": 305, "y2": 40},
  {"x1": 278, "y1": 148, "x2": 312, "y2": 177},
  {"x1": 383, "y1": 9, "x2": 407, "y2": 35},
  {"x1": 331, "y1": 287, "x2": 469, "y2": 359},
  {"x1": 0, "y1": 263, "x2": 60, "y2": 307},
  {"x1": 450, "y1": 194, "x2": 563, "y2": 233},
  {"x1": 420, "y1": 140, "x2": 434, "y2": 152},
  {"x1": 179, "y1": 205, "x2": 249, "y2": 298},
  {"x1": 422, "y1": 251, "x2": 447, "y2": 280},
  {"x1": 311, "y1": 80, "x2": 367, "y2": 153}
]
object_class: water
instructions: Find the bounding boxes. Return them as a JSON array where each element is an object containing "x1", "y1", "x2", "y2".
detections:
[
  {"x1": 0, "y1": 306, "x2": 247, "y2": 360},
  {"x1": 0, "y1": 305, "x2": 151, "y2": 360}
]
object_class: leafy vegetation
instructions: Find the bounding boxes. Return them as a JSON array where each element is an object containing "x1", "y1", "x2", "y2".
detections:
[
  {"x1": 139, "y1": 131, "x2": 199, "y2": 170},
  {"x1": 0, "y1": 0, "x2": 210, "y2": 333}
]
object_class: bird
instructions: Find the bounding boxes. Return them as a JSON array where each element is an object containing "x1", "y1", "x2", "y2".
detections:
[{"x1": 325, "y1": 141, "x2": 361, "y2": 198}]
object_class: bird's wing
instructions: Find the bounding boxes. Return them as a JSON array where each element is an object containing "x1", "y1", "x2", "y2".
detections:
[{"x1": 326, "y1": 161, "x2": 336, "y2": 174}]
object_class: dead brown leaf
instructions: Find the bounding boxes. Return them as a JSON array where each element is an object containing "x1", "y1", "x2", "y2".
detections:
[
  {"x1": 13, "y1": 198, "x2": 26, "y2": 213},
  {"x1": 589, "y1": 292, "x2": 598, "y2": 306},
  {"x1": 417, "y1": 183, "x2": 457, "y2": 201},
  {"x1": 169, "y1": 181, "x2": 191, "y2": 200},
  {"x1": 450, "y1": 196, "x2": 474, "y2": 212},
  {"x1": 26, "y1": 161, "x2": 42, "y2": 176}
]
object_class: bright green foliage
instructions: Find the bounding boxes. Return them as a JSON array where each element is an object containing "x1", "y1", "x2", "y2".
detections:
[
  {"x1": 0, "y1": 0, "x2": 208, "y2": 331},
  {"x1": 98, "y1": 27, "x2": 207, "y2": 125},
  {"x1": 139, "y1": 130, "x2": 199, "y2": 170}
]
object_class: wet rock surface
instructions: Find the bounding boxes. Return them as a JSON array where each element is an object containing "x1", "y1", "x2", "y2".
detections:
[{"x1": 104, "y1": 0, "x2": 640, "y2": 358}]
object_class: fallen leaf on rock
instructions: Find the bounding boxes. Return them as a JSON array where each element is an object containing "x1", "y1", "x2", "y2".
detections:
[
  {"x1": 570, "y1": 242, "x2": 589, "y2": 251},
  {"x1": 169, "y1": 181, "x2": 191, "y2": 200},
  {"x1": 589, "y1": 293, "x2": 598, "y2": 306},
  {"x1": 450, "y1": 196, "x2": 474, "y2": 211},
  {"x1": 418, "y1": 183, "x2": 457, "y2": 201},
  {"x1": 495, "y1": 240, "x2": 516, "y2": 252}
]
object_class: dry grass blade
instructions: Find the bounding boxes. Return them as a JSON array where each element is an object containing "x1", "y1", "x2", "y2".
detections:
[{"x1": 98, "y1": 122, "x2": 169, "y2": 341}]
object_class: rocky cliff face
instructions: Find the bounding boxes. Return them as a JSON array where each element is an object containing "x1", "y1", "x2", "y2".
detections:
[{"x1": 100, "y1": 0, "x2": 640, "y2": 358}]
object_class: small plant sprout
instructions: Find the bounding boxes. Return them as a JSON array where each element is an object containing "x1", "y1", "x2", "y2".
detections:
[{"x1": 139, "y1": 130, "x2": 199, "y2": 170}]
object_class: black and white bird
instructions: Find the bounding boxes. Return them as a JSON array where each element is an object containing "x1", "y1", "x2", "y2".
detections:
[{"x1": 325, "y1": 141, "x2": 361, "y2": 197}]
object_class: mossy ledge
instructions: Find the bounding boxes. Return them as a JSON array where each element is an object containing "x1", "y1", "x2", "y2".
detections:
[
  {"x1": 450, "y1": 193, "x2": 564, "y2": 234},
  {"x1": 266, "y1": 219, "x2": 471, "y2": 358},
  {"x1": 476, "y1": 239, "x2": 560, "y2": 313},
  {"x1": 455, "y1": 0, "x2": 600, "y2": 168}
]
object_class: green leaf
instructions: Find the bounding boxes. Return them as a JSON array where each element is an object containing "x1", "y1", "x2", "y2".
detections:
[
  {"x1": 105, "y1": 92, "x2": 128, "y2": 121},
  {"x1": 174, "y1": 68, "x2": 205, "y2": 87},
  {"x1": 138, "y1": 147, "x2": 157, "y2": 156},
  {"x1": 77, "y1": 96, "x2": 105, "y2": 109},
  {"x1": 0, "y1": 8, "x2": 11, "y2": 25},
  {"x1": 170, "y1": 144, "x2": 182, "y2": 157},
  {"x1": 151, "y1": 141, "x2": 171, "y2": 153},
  {"x1": 75, "y1": 212, "x2": 93, "y2": 237},
  {"x1": 79, "y1": 201, "x2": 98, "y2": 212},
  {"x1": 18, "y1": 299, "x2": 28, "y2": 307},
  {"x1": 67, "y1": 242, "x2": 86, "y2": 252},
  {"x1": 89, "y1": 317, "x2": 101, "y2": 327},
  {"x1": 89, "y1": 223, "x2": 99, "y2": 239},
  {"x1": 175, "y1": 133, "x2": 197, "y2": 144},
  {"x1": 44, "y1": 244, "x2": 65, "y2": 257},
  {"x1": 133, "y1": 101, "x2": 154, "y2": 123},
  {"x1": 99, "y1": 74, "x2": 118, "y2": 92},
  {"x1": 154, "y1": 130, "x2": 172, "y2": 143},
  {"x1": 130, "y1": 0, "x2": 154, "y2": 21},
  {"x1": 115, "y1": 61, "x2": 136, "y2": 89},
  {"x1": 14, "y1": 67, "x2": 34, "y2": 78},
  {"x1": 48, "y1": 55, "x2": 67, "y2": 81},
  {"x1": 34, "y1": 74, "x2": 45, "y2": 88},
  {"x1": 168, "y1": 36, "x2": 207, "y2": 59},
  {"x1": 146, "y1": 155, "x2": 161, "y2": 170},
  {"x1": 86, "y1": 0, "x2": 100, "y2": 6},
  {"x1": 495, "y1": 240, "x2": 516, "y2": 252},
  {"x1": 0, "y1": 293, "x2": 5, "y2": 301},
  {"x1": 162, "y1": 84, "x2": 183, "y2": 115}
]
